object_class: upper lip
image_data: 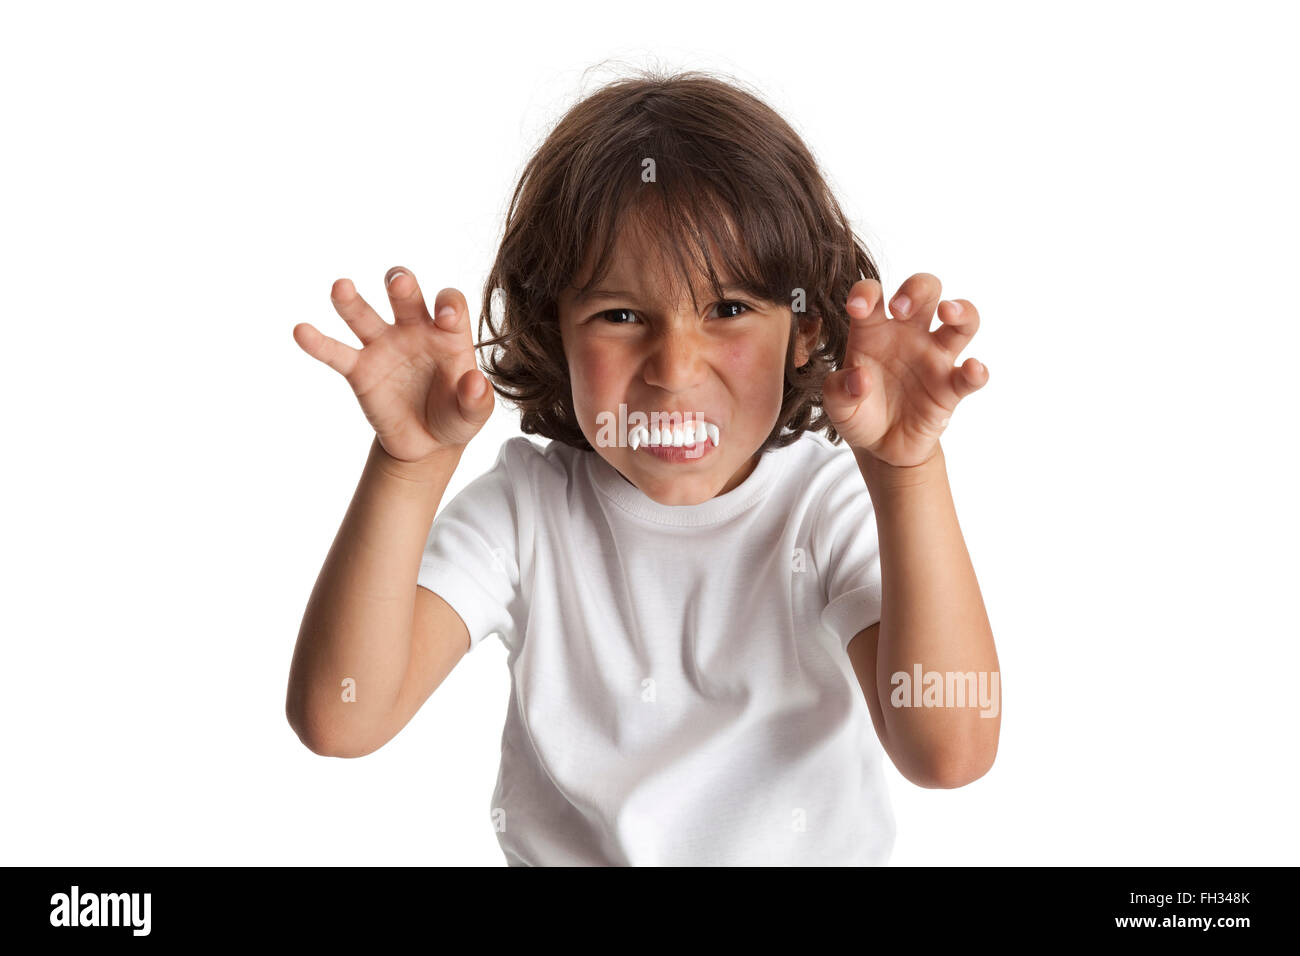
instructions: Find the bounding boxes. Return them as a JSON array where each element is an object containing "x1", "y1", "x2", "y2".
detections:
[{"x1": 634, "y1": 409, "x2": 720, "y2": 425}]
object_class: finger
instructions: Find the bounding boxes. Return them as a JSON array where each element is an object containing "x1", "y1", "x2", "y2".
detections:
[
  {"x1": 329, "y1": 278, "x2": 388, "y2": 345},
  {"x1": 823, "y1": 364, "x2": 871, "y2": 415},
  {"x1": 430, "y1": 286, "x2": 473, "y2": 336},
  {"x1": 932, "y1": 299, "x2": 980, "y2": 356},
  {"x1": 843, "y1": 364, "x2": 872, "y2": 400},
  {"x1": 293, "y1": 322, "x2": 360, "y2": 377},
  {"x1": 455, "y1": 366, "x2": 495, "y2": 427},
  {"x1": 888, "y1": 272, "x2": 942, "y2": 326},
  {"x1": 385, "y1": 266, "x2": 433, "y2": 326},
  {"x1": 950, "y1": 356, "x2": 989, "y2": 401},
  {"x1": 846, "y1": 278, "x2": 888, "y2": 327}
]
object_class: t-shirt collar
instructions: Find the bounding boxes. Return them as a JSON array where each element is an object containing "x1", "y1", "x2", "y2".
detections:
[{"x1": 586, "y1": 435, "x2": 792, "y2": 527}]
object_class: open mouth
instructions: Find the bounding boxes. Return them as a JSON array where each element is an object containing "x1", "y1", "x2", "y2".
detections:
[
  {"x1": 628, "y1": 420, "x2": 719, "y2": 463},
  {"x1": 628, "y1": 421, "x2": 720, "y2": 450}
]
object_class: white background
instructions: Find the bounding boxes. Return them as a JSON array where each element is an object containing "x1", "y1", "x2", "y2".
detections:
[{"x1": 2, "y1": 0, "x2": 1296, "y2": 866}]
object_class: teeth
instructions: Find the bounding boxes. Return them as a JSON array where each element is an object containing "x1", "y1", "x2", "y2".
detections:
[{"x1": 628, "y1": 419, "x2": 720, "y2": 449}]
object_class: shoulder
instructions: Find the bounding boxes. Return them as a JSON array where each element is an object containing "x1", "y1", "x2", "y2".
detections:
[
  {"x1": 495, "y1": 435, "x2": 546, "y2": 468},
  {"x1": 779, "y1": 430, "x2": 864, "y2": 499},
  {"x1": 795, "y1": 429, "x2": 854, "y2": 465},
  {"x1": 496, "y1": 435, "x2": 588, "y2": 487},
  {"x1": 778, "y1": 431, "x2": 877, "y2": 548}
]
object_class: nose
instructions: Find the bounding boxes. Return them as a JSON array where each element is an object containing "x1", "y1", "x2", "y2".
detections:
[{"x1": 642, "y1": 321, "x2": 707, "y2": 393}]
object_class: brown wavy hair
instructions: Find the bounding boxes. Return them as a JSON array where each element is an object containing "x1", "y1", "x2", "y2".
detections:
[{"x1": 475, "y1": 67, "x2": 880, "y2": 453}]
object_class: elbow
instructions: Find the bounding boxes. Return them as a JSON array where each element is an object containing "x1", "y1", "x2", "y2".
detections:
[
  {"x1": 285, "y1": 672, "x2": 392, "y2": 757},
  {"x1": 901, "y1": 741, "x2": 999, "y2": 789},
  {"x1": 913, "y1": 755, "x2": 995, "y2": 789},
  {"x1": 285, "y1": 691, "x2": 326, "y2": 755},
  {"x1": 286, "y1": 701, "x2": 374, "y2": 759},
  {"x1": 286, "y1": 707, "x2": 332, "y2": 757},
  {"x1": 287, "y1": 720, "x2": 375, "y2": 759}
]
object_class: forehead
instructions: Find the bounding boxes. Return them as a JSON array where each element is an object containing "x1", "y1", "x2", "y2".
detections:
[{"x1": 560, "y1": 218, "x2": 735, "y2": 312}]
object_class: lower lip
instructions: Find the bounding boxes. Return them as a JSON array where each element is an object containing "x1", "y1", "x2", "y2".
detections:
[{"x1": 638, "y1": 438, "x2": 717, "y2": 463}]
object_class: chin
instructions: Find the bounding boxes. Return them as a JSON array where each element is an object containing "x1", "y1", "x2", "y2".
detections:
[{"x1": 630, "y1": 469, "x2": 717, "y2": 505}]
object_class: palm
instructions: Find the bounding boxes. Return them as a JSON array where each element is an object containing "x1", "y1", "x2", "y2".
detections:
[
  {"x1": 349, "y1": 324, "x2": 481, "y2": 461},
  {"x1": 823, "y1": 275, "x2": 987, "y2": 467},
  {"x1": 293, "y1": 269, "x2": 493, "y2": 462}
]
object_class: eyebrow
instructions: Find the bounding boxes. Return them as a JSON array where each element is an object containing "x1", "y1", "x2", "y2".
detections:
[
  {"x1": 571, "y1": 289, "x2": 637, "y2": 305},
  {"x1": 571, "y1": 285, "x2": 757, "y2": 306}
]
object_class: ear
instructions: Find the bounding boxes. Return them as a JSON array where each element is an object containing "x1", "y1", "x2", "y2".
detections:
[{"x1": 793, "y1": 313, "x2": 822, "y2": 368}]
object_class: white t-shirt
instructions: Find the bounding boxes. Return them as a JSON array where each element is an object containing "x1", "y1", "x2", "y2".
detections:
[{"x1": 417, "y1": 429, "x2": 896, "y2": 866}]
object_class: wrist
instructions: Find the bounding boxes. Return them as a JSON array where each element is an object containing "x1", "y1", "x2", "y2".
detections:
[
  {"x1": 853, "y1": 442, "x2": 946, "y2": 492},
  {"x1": 370, "y1": 436, "x2": 465, "y2": 485}
]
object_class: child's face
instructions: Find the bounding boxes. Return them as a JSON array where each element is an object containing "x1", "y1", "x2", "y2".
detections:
[{"x1": 558, "y1": 225, "x2": 819, "y2": 506}]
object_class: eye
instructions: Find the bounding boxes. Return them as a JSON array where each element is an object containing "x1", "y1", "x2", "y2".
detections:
[
  {"x1": 596, "y1": 308, "x2": 639, "y2": 324},
  {"x1": 712, "y1": 300, "x2": 753, "y2": 319}
]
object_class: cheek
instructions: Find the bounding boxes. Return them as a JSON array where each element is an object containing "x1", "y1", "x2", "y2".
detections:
[
  {"x1": 726, "y1": 337, "x2": 786, "y2": 390},
  {"x1": 568, "y1": 341, "x2": 624, "y2": 412}
]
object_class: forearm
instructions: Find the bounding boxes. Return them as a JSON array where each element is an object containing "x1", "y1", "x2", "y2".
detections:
[
  {"x1": 286, "y1": 435, "x2": 464, "y2": 754},
  {"x1": 856, "y1": 442, "x2": 1000, "y2": 786}
]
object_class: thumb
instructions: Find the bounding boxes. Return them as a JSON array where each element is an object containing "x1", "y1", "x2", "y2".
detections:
[
  {"x1": 456, "y1": 367, "x2": 494, "y2": 425},
  {"x1": 824, "y1": 366, "x2": 870, "y2": 416}
]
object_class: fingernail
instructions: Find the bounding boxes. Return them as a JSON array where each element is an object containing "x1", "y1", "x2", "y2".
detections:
[
  {"x1": 891, "y1": 294, "x2": 911, "y2": 316},
  {"x1": 385, "y1": 269, "x2": 407, "y2": 288},
  {"x1": 846, "y1": 371, "x2": 862, "y2": 396},
  {"x1": 946, "y1": 300, "x2": 962, "y2": 316},
  {"x1": 848, "y1": 295, "x2": 868, "y2": 313},
  {"x1": 436, "y1": 305, "x2": 457, "y2": 321}
]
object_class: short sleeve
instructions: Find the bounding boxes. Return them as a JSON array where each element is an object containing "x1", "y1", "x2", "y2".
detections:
[
  {"x1": 809, "y1": 450, "x2": 884, "y2": 651},
  {"x1": 416, "y1": 440, "x2": 525, "y2": 652}
]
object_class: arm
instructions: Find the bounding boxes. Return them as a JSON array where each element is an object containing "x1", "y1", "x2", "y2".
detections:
[
  {"x1": 821, "y1": 272, "x2": 999, "y2": 788},
  {"x1": 285, "y1": 437, "x2": 469, "y2": 758},
  {"x1": 285, "y1": 266, "x2": 494, "y2": 757},
  {"x1": 846, "y1": 443, "x2": 999, "y2": 788}
]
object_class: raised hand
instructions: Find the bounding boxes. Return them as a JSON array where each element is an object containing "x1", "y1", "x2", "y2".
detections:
[
  {"x1": 292, "y1": 266, "x2": 494, "y2": 463},
  {"x1": 821, "y1": 273, "x2": 988, "y2": 467}
]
